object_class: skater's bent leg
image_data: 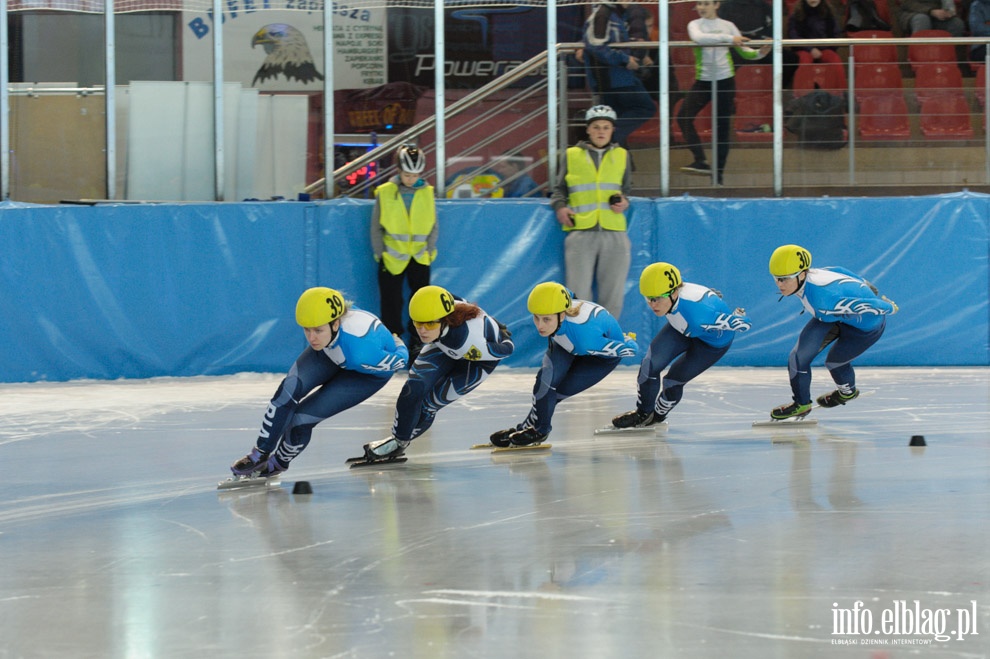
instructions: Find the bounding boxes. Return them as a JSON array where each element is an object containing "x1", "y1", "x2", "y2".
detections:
[
  {"x1": 660, "y1": 339, "x2": 731, "y2": 409},
  {"x1": 789, "y1": 320, "x2": 833, "y2": 404},
  {"x1": 255, "y1": 350, "x2": 340, "y2": 454},
  {"x1": 637, "y1": 326, "x2": 689, "y2": 413},
  {"x1": 275, "y1": 372, "x2": 391, "y2": 466},
  {"x1": 392, "y1": 347, "x2": 452, "y2": 441},
  {"x1": 523, "y1": 347, "x2": 576, "y2": 434},
  {"x1": 823, "y1": 321, "x2": 885, "y2": 391}
]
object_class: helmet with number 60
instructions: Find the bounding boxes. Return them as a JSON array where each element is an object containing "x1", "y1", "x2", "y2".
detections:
[
  {"x1": 397, "y1": 144, "x2": 426, "y2": 174},
  {"x1": 769, "y1": 245, "x2": 812, "y2": 277},
  {"x1": 585, "y1": 104, "x2": 617, "y2": 125},
  {"x1": 409, "y1": 285, "x2": 456, "y2": 322},
  {"x1": 296, "y1": 287, "x2": 346, "y2": 327},
  {"x1": 639, "y1": 262, "x2": 683, "y2": 298},
  {"x1": 527, "y1": 282, "x2": 572, "y2": 315}
]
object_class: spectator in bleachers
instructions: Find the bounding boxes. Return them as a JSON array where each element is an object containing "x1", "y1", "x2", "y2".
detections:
[
  {"x1": 969, "y1": 0, "x2": 990, "y2": 61},
  {"x1": 582, "y1": 2, "x2": 657, "y2": 147},
  {"x1": 845, "y1": 0, "x2": 891, "y2": 31},
  {"x1": 679, "y1": 0, "x2": 770, "y2": 185},
  {"x1": 788, "y1": 0, "x2": 846, "y2": 71},
  {"x1": 490, "y1": 155, "x2": 541, "y2": 198},
  {"x1": 898, "y1": 0, "x2": 965, "y2": 37}
]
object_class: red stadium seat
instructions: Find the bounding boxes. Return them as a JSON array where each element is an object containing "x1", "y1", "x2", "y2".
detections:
[
  {"x1": 793, "y1": 62, "x2": 848, "y2": 97},
  {"x1": 853, "y1": 62, "x2": 911, "y2": 140},
  {"x1": 918, "y1": 93, "x2": 975, "y2": 139},
  {"x1": 854, "y1": 62, "x2": 905, "y2": 95},
  {"x1": 907, "y1": 30, "x2": 956, "y2": 71},
  {"x1": 857, "y1": 94, "x2": 912, "y2": 140},
  {"x1": 913, "y1": 63, "x2": 964, "y2": 102},
  {"x1": 849, "y1": 30, "x2": 898, "y2": 63},
  {"x1": 734, "y1": 64, "x2": 774, "y2": 141}
]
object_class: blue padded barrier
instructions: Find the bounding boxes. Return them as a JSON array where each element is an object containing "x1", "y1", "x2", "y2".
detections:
[{"x1": 0, "y1": 193, "x2": 986, "y2": 383}]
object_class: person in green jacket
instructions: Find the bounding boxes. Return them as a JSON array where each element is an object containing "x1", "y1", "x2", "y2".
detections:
[
  {"x1": 549, "y1": 105, "x2": 632, "y2": 320},
  {"x1": 371, "y1": 144, "x2": 438, "y2": 361}
]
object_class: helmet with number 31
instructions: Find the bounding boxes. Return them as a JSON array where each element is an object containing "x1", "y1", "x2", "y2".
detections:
[{"x1": 639, "y1": 262, "x2": 682, "y2": 298}]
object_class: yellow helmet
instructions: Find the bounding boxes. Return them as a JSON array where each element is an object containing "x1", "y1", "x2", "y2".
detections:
[
  {"x1": 409, "y1": 285, "x2": 456, "y2": 322},
  {"x1": 769, "y1": 244, "x2": 812, "y2": 277},
  {"x1": 527, "y1": 282, "x2": 572, "y2": 315},
  {"x1": 295, "y1": 287, "x2": 346, "y2": 327},
  {"x1": 639, "y1": 262, "x2": 683, "y2": 298}
]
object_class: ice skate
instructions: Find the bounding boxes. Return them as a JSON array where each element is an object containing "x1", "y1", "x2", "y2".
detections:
[
  {"x1": 218, "y1": 455, "x2": 286, "y2": 490},
  {"x1": 347, "y1": 437, "x2": 409, "y2": 468},
  {"x1": 508, "y1": 426, "x2": 548, "y2": 447},
  {"x1": 816, "y1": 388, "x2": 859, "y2": 408},
  {"x1": 770, "y1": 401, "x2": 813, "y2": 420},
  {"x1": 230, "y1": 447, "x2": 269, "y2": 477},
  {"x1": 486, "y1": 427, "x2": 517, "y2": 449},
  {"x1": 752, "y1": 401, "x2": 817, "y2": 428},
  {"x1": 595, "y1": 409, "x2": 668, "y2": 435}
]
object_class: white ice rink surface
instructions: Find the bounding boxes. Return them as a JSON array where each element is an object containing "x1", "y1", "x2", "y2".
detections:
[{"x1": 1, "y1": 367, "x2": 987, "y2": 659}]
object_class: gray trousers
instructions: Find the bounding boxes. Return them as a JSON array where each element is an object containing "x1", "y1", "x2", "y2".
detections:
[{"x1": 564, "y1": 229, "x2": 632, "y2": 319}]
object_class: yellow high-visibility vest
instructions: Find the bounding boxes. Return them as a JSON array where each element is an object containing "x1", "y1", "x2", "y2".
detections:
[
  {"x1": 375, "y1": 182, "x2": 437, "y2": 275},
  {"x1": 564, "y1": 146, "x2": 627, "y2": 232}
]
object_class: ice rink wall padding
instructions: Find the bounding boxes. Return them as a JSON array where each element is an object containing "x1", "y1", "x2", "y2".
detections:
[{"x1": 1, "y1": 193, "x2": 987, "y2": 382}]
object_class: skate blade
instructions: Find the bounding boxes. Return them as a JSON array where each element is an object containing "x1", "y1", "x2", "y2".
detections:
[
  {"x1": 594, "y1": 422, "x2": 668, "y2": 435},
  {"x1": 491, "y1": 444, "x2": 552, "y2": 453},
  {"x1": 217, "y1": 475, "x2": 282, "y2": 491},
  {"x1": 348, "y1": 457, "x2": 408, "y2": 469},
  {"x1": 752, "y1": 418, "x2": 818, "y2": 428}
]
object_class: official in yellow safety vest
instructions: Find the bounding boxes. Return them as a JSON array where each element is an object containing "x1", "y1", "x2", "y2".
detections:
[
  {"x1": 371, "y1": 144, "x2": 438, "y2": 361},
  {"x1": 549, "y1": 105, "x2": 632, "y2": 319}
]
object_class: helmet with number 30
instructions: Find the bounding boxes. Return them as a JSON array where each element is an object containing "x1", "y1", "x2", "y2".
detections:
[
  {"x1": 769, "y1": 245, "x2": 812, "y2": 277},
  {"x1": 296, "y1": 287, "x2": 346, "y2": 327},
  {"x1": 409, "y1": 285, "x2": 456, "y2": 322}
]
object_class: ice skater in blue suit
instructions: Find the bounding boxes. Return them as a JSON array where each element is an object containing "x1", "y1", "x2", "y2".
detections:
[
  {"x1": 490, "y1": 281, "x2": 639, "y2": 447},
  {"x1": 612, "y1": 262, "x2": 751, "y2": 429},
  {"x1": 768, "y1": 244, "x2": 898, "y2": 421}
]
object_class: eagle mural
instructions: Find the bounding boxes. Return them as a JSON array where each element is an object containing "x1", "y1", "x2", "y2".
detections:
[{"x1": 251, "y1": 23, "x2": 325, "y2": 86}]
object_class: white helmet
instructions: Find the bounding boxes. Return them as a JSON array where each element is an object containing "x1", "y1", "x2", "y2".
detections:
[
  {"x1": 585, "y1": 105, "x2": 617, "y2": 124},
  {"x1": 397, "y1": 144, "x2": 426, "y2": 174}
]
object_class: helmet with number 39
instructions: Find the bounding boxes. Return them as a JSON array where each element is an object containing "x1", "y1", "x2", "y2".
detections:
[
  {"x1": 296, "y1": 287, "x2": 346, "y2": 327},
  {"x1": 527, "y1": 282, "x2": 572, "y2": 315}
]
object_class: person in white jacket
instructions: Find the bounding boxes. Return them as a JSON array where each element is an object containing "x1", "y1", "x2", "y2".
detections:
[{"x1": 678, "y1": 0, "x2": 770, "y2": 185}]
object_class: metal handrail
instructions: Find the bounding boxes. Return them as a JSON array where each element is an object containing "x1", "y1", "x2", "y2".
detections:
[{"x1": 307, "y1": 42, "x2": 583, "y2": 196}]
